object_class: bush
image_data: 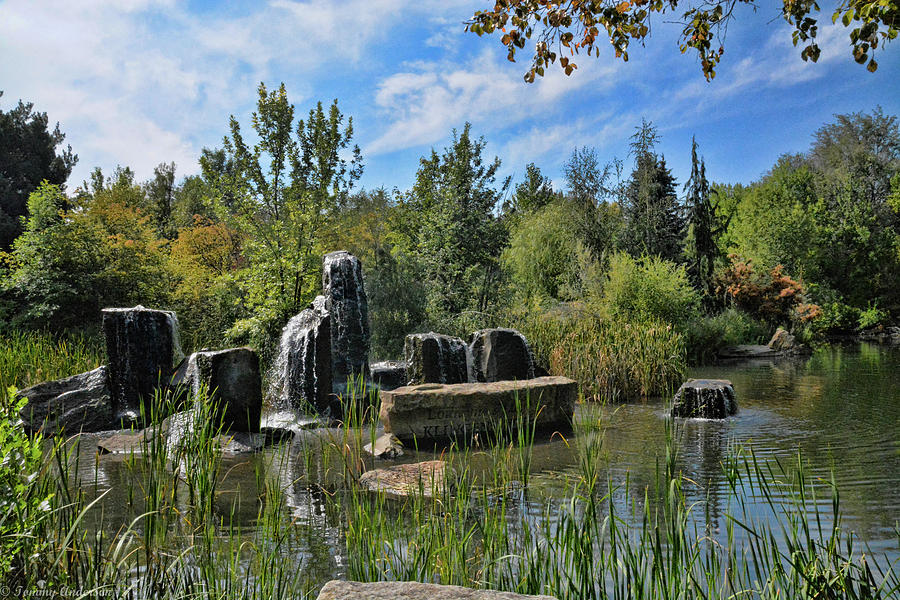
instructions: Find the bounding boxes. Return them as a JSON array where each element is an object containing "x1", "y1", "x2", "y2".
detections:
[
  {"x1": 857, "y1": 304, "x2": 889, "y2": 330},
  {"x1": 684, "y1": 308, "x2": 771, "y2": 363},
  {"x1": 601, "y1": 252, "x2": 698, "y2": 329}
]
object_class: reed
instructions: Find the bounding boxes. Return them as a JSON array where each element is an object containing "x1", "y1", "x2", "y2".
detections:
[{"x1": 0, "y1": 329, "x2": 104, "y2": 392}]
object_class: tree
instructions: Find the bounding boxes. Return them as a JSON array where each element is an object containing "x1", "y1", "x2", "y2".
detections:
[
  {"x1": 683, "y1": 137, "x2": 723, "y2": 295},
  {"x1": 505, "y1": 162, "x2": 556, "y2": 214},
  {"x1": 144, "y1": 162, "x2": 177, "y2": 239},
  {"x1": 623, "y1": 121, "x2": 683, "y2": 261},
  {"x1": 404, "y1": 123, "x2": 508, "y2": 321},
  {"x1": 465, "y1": 0, "x2": 899, "y2": 81},
  {"x1": 0, "y1": 92, "x2": 77, "y2": 249},
  {"x1": 207, "y1": 83, "x2": 362, "y2": 321},
  {"x1": 563, "y1": 147, "x2": 624, "y2": 264}
]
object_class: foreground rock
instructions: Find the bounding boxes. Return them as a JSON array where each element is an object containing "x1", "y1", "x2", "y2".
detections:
[
  {"x1": 18, "y1": 366, "x2": 116, "y2": 434},
  {"x1": 317, "y1": 580, "x2": 557, "y2": 600},
  {"x1": 97, "y1": 426, "x2": 160, "y2": 455},
  {"x1": 270, "y1": 296, "x2": 338, "y2": 417},
  {"x1": 469, "y1": 328, "x2": 535, "y2": 382},
  {"x1": 380, "y1": 376, "x2": 577, "y2": 443},
  {"x1": 671, "y1": 379, "x2": 737, "y2": 419},
  {"x1": 404, "y1": 333, "x2": 469, "y2": 385},
  {"x1": 103, "y1": 306, "x2": 181, "y2": 421},
  {"x1": 358, "y1": 460, "x2": 448, "y2": 499},
  {"x1": 182, "y1": 347, "x2": 262, "y2": 432},
  {"x1": 370, "y1": 360, "x2": 407, "y2": 391},
  {"x1": 323, "y1": 251, "x2": 370, "y2": 393}
]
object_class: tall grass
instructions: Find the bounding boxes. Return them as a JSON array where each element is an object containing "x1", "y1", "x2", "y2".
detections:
[
  {"x1": 0, "y1": 329, "x2": 104, "y2": 391},
  {"x1": 512, "y1": 304, "x2": 686, "y2": 402}
]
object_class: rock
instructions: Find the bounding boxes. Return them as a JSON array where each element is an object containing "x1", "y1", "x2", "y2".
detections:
[
  {"x1": 269, "y1": 296, "x2": 338, "y2": 418},
  {"x1": 164, "y1": 410, "x2": 266, "y2": 456},
  {"x1": 97, "y1": 426, "x2": 160, "y2": 455},
  {"x1": 370, "y1": 360, "x2": 407, "y2": 391},
  {"x1": 323, "y1": 251, "x2": 370, "y2": 393},
  {"x1": 718, "y1": 345, "x2": 781, "y2": 359},
  {"x1": 317, "y1": 580, "x2": 558, "y2": 600},
  {"x1": 671, "y1": 379, "x2": 737, "y2": 419},
  {"x1": 18, "y1": 366, "x2": 117, "y2": 434},
  {"x1": 363, "y1": 433, "x2": 404, "y2": 459},
  {"x1": 404, "y1": 333, "x2": 469, "y2": 385},
  {"x1": 469, "y1": 328, "x2": 535, "y2": 383},
  {"x1": 183, "y1": 347, "x2": 262, "y2": 432},
  {"x1": 767, "y1": 327, "x2": 810, "y2": 355},
  {"x1": 379, "y1": 376, "x2": 577, "y2": 444},
  {"x1": 103, "y1": 306, "x2": 182, "y2": 421},
  {"x1": 358, "y1": 460, "x2": 448, "y2": 499}
]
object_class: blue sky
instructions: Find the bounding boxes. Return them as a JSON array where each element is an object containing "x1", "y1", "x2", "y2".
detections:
[{"x1": 2, "y1": 0, "x2": 898, "y2": 195}]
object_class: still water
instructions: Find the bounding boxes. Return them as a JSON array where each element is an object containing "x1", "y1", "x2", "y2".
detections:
[{"x1": 76, "y1": 341, "x2": 900, "y2": 584}]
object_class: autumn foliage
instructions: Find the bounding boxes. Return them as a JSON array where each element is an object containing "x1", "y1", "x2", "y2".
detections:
[{"x1": 715, "y1": 254, "x2": 820, "y2": 325}]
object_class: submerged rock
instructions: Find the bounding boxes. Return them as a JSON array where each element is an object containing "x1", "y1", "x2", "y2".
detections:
[
  {"x1": 103, "y1": 306, "x2": 182, "y2": 422},
  {"x1": 323, "y1": 251, "x2": 370, "y2": 393},
  {"x1": 183, "y1": 347, "x2": 262, "y2": 432},
  {"x1": 379, "y1": 376, "x2": 577, "y2": 444},
  {"x1": 269, "y1": 296, "x2": 338, "y2": 418},
  {"x1": 317, "y1": 580, "x2": 558, "y2": 600},
  {"x1": 404, "y1": 333, "x2": 469, "y2": 385},
  {"x1": 671, "y1": 379, "x2": 737, "y2": 419},
  {"x1": 18, "y1": 366, "x2": 116, "y2": 434},
  {"x1": 469, "y1": 328, "x2": 535, "y2": 382},
  {"x1": 369, "y1": 360, "x2": 407, "y2": 391},
  {"x1": 358, "y1": 460, "x2": 448, "y2": 499}
]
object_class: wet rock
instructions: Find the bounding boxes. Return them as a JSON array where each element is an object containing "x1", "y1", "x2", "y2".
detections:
[
  {"x1": 404, "y1": 333, "x2": 469, "y2": 385},
  {"x1": 97, "y1": 426, "x2": 160, "y2": 455},
  {"x1": 103, "y1": 306, "x2": 182, "y2": 421},
  {"x1": 317, "y1": 580, "x2": 558, "y2": 600},
  {"x1": 183, "y1": 347, "x2": 262, "y2": 432},
  {"x1": 164, "y1": 410, "x2": 266, "y2": 456},
  {"x1": 379, "y1": 376, "x2": 577, "y2": 444},
  {"x1": 717, "y1": 345, "x2": 781, "y2": 359},
  {"x1": 369, "y1": 360, "x2": 407, "y2": 391},
  {"x1": 363, "y1": 433, "x2": 404, "y2": 459},
  {"x1": 269, "y1": 296, "x2": 338, "y2": 418},
  {"x1": 671, "y1": 379, "x2": 737, "y2": 419},
  {"x1": 18, "y1": 366, "x2": 116, "y2": 434},
  {"x1": 323, "y1": 251, "x2": 370, "y2": 393},
  {"x1": 469, "y1": 328, "x2": 535, "y2": 382},
  {"x1": 358, "y1": 460, "x2": 448, "y2": 499},
  {"x1": 768, "y1": 327, "x2": 810, "y2": 355}
]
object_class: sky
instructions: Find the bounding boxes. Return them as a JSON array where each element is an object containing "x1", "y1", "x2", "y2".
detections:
[{"x1": 2, "y1": 0, "x2": 899, "y2": 195}]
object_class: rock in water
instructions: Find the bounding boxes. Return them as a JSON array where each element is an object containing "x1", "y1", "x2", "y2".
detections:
[
  {"x1": 363, "y1": 433, "x2": 404, "y2": 459},
  {"x1": 323, "y1": 251, "x2": 370, "y2": 393},
  {"x1": 317, "y1": 580, "x2": 558, "y2": 600},
  {"x1": 404, "y1": 333, "x2": 469, "y2": 385},
  {"x1": 369, "y1": 360, "x2": 407, "y2": 391},
  {"x1": 671, "y1": 379, "x2": 737, "y2": 419},
  {"x1": 17, "y1": 366, "x2": 116, "y2": 434},
  {"x1": 469, "y1": 328, "x2": 535, "y2": 382},
  {"x1": 103, "y1": 306, "x2": 181, "y2": 422},
  {"x1": 182, "y1": 348, "x2": 262, "y2": 432},
  {"x1": 269, "y1": 296, "x2": 337, "y2": 417},
  {"x1": 767, "y1": 327, "x2": 810, "y2": 355},
  {"x1": 379, "y1": 376, "x2": 577, "y2": 443},
  {"x1": 358, "y1": 460, "x2": 448, "y2": 499}
]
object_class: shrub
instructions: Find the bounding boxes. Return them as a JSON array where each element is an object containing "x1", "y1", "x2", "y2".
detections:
[
  {"x1": 601, "y1": 252, "x2": 698, "y2": 329},
  {"x1": 684, "y1": 308, "x2": 771, "y2": 363}
]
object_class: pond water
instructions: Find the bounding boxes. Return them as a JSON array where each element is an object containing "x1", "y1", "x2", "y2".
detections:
[{"x1": 73, "y1": 341, "x2": 900, "y2": 587}]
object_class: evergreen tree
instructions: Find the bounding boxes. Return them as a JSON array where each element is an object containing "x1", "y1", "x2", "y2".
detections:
[
  {"x1": 505, "y1": 162, "x2": 555, "y2": 214},
  {"x1": 683, "y1": 137, "x2": 721, "y2": 295}
]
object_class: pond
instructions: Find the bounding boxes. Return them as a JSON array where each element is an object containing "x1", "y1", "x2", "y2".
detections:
[{"x1": 71, "y1": 341, "x2": 900, "y2": 592}]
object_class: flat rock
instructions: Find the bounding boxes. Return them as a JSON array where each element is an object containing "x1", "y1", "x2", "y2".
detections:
[
  {"x1": 379, "y1": 376, "x2": 576, "y2": 443},
  {"x1": 97, "y1": 426, "x2": 160, "y2": 454},
  {"x1": 672, "y1": 379, "x2": 737, "y2": 419},
  {"x1": 363, "y1": 433, "x2": 404, "y2": 459},
  {"x1": 317, "y1": 580, "x2": 558, "y2": 600},
  {"x1": 469, "y1": 328, "x2": 535, "y2": 382},
  {"x1": 358, "y1": 460, "x2": 448, "y2": 499},
  {"x1": 718, "y1": 345, "x2": 781, "y2": 359},
  {"x1": 18, "y1": 366, "x2": 117, "y2": 434}
]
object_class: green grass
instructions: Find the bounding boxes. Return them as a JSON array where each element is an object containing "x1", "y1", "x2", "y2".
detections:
[{"x1": 0, "y1": 329, "x2": 104, "y2": 392}]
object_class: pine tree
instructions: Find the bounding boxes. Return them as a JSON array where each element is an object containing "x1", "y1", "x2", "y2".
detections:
[{"x1": 683, "y1": 137, "x2": 721, "y2": 295}]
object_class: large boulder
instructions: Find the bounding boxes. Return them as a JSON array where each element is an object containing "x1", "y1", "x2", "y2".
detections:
[
  {"x1": 469, "y1": 328, "x2": 535, "y2": 383},
  {"x1": 269, "y1": 296, "x2": 338, "y2": 418},
  {"x1": 671, "y1": 379, "x2": 737, "y2": 419},
  {"x1": 103, "y1": 306, "x2": 181, "y2": 422},
  {"x1": 404, "y1": 333, "x2": 469, "y2": 385},
  {"x1": 379, "y1": 376, "x2": 577, "y2": 443},
  {"x1": 767, "y1": 327, "x2": 810, "y2": 355},
  {"x1": 317, "y1": 581, "x2": 557, "y2": 600},
  {"x1": 369, "y1": 360, "x2": 407, "y2": 391},
  {"x1": 17, "y1": 366, "x2": 117, "y2": 434},
  {"x1": 182, "y1": 347, "x2": 262, "y2": 432},
  {"x1": 323, "y1": 251, "x2": 370, "y2": 393}
]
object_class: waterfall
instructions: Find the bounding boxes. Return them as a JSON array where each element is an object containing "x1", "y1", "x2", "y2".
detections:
[{"x1": 268, "y1": 296, "x2": 331, "y2": 414}]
